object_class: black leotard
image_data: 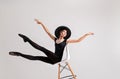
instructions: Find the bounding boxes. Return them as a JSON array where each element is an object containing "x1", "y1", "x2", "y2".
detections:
[{"x1": 55, "y1": 38, "x2": 67, "y2": 61}]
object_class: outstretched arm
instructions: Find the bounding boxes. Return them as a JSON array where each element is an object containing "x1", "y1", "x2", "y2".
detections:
[
  {"x1": 35, "y1": 19, "x2": 55, "y2": 40},
  {"x1": 67, "y1": 32, "x2": 94, "y2": 43}
]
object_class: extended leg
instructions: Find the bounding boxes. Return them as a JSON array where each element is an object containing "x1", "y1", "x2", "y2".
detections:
[
  {"x1": 18, "y1": 34, "x2": 58, "y2": 59},
  {"x1": 9, "y1": 52, "x2": 57, "y2": 64}
]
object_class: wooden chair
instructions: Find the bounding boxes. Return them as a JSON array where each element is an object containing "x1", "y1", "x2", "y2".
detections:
[{"x1": 57, "y1": 45, "x2": 77, "y2": 79}]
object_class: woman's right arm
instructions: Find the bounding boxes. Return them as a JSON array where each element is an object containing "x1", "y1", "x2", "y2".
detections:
[{"x1": 34, "y1": 19, "x2": 55, "y2": 40}]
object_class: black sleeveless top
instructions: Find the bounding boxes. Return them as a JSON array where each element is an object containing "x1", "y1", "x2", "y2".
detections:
[{"x1": 54, "y1": 38, "x2": 67, "y2": 61}]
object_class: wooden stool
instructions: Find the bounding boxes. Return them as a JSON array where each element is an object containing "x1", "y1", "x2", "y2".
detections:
[{"x1": 57, "y1": 45, "x2": 77, "y2": 79}]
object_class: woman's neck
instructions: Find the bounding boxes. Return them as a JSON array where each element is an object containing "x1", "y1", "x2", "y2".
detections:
[
  {"x1": 56, "y1": 37, "x2": 65, "y2": 44},
  {"x1": 58, "y1": 36, "x2": 64, "y2": 40}
]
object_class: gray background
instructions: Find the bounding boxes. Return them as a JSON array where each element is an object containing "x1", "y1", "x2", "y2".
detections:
[{"x1": 0, "y1": 0, "x2": 120, "y2": 79}]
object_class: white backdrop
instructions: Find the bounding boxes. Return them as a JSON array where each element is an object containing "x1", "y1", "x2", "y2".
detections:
[{"x1": 0, "y1": 0, "x2": 120, "y2": 79}]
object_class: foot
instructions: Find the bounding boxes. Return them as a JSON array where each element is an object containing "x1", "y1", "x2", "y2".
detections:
[
  {"x1": 18, "y1": 34, "x2": 29, "y2": 42},
  {"x1": 9, "y1": 51, "x2": 21, "y2": 56}
]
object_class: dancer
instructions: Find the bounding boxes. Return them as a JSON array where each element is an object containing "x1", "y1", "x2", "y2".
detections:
[{"x1": 9, "y1": 19, "x2": 94, "y2": 65}]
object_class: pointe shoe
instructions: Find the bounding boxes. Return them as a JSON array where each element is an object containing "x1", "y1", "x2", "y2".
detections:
[
  {"x1": 9, "y1": 52, "x2": 21, "y2": 56},
  {"x1": 18, "y1": 34, "x2": 29, "y2": 42}
]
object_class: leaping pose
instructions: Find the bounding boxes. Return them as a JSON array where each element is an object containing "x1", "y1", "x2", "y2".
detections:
[{"x1": 9, "y1": 19, "x2": 94, "y2": 65}]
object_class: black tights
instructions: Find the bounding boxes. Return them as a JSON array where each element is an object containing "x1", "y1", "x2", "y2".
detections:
[{"x1": 18, "y1": 35, "x2": 60, "y2": 65}]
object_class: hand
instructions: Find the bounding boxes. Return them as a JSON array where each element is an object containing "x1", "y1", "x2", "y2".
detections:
[
  {"x1": 34, "y1": 19, "x2": 43, "y2": 24},
  {"x1": 86, "y1": 32, "x2": 94, "y2": 36}
]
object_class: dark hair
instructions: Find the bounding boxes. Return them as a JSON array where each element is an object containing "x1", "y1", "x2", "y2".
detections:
[{"x1": 55, "y1": 26, "x2": 71, "y2": 39}]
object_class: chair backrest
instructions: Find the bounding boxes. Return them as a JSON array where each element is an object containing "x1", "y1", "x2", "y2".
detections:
[{"x1": 60, "y1": 45, "x2": 70, "y2": 63}]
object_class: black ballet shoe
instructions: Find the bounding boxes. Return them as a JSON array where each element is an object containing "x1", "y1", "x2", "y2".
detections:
[
  {"x1": 9, "y1": 52, "x2": 21, "y2": 56},
  {"x1": 18, "y1": 34, "x2": 29, "y2": 42}
]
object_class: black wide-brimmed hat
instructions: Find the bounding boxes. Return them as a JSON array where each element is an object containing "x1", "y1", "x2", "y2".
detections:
[{"x1": 55, "y1": 26, "x2": 71, "y2": 39}]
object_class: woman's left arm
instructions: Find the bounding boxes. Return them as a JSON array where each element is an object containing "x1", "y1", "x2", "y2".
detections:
[{"x1": 67, "y1": 32, "x2": 94, "y2": 43}]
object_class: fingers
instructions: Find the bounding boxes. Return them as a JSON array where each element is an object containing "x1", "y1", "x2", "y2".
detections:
[
  {"x1": 34, "y1": 19, "x2": 37, "y2": 21},
  {"x1": 34, "y1": 19, "x2": 39, "y2": 22},
  {"x1": 86, "y1": 32, "x2": 94, "y2": 36},
  {"x1": 34, "y1": 19, "x2": 42, "y2": 24},
  {"x1": 89, "y1": 32, "x2": 94, "y2": 35}
]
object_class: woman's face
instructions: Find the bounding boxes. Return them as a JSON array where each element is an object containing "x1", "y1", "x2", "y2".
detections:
[{"x1": 60, "y1": 30, "x2": 67, "y2": 38}]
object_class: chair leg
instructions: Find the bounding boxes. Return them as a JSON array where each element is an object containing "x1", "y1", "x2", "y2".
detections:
[
  {"x1": 58, "y1": 64, "x2": 60, "y2": 79},
  {"x1": 66, "y1": 62, "x2": 77, "y2": 79},
  {"x1": 58, "y1": 62, "x2": 77, "y2": 79}
]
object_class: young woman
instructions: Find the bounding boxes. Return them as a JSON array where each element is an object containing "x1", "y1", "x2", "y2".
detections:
[{"x1": 9, "y1": 19, "x2": 94, "y2": 65}]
